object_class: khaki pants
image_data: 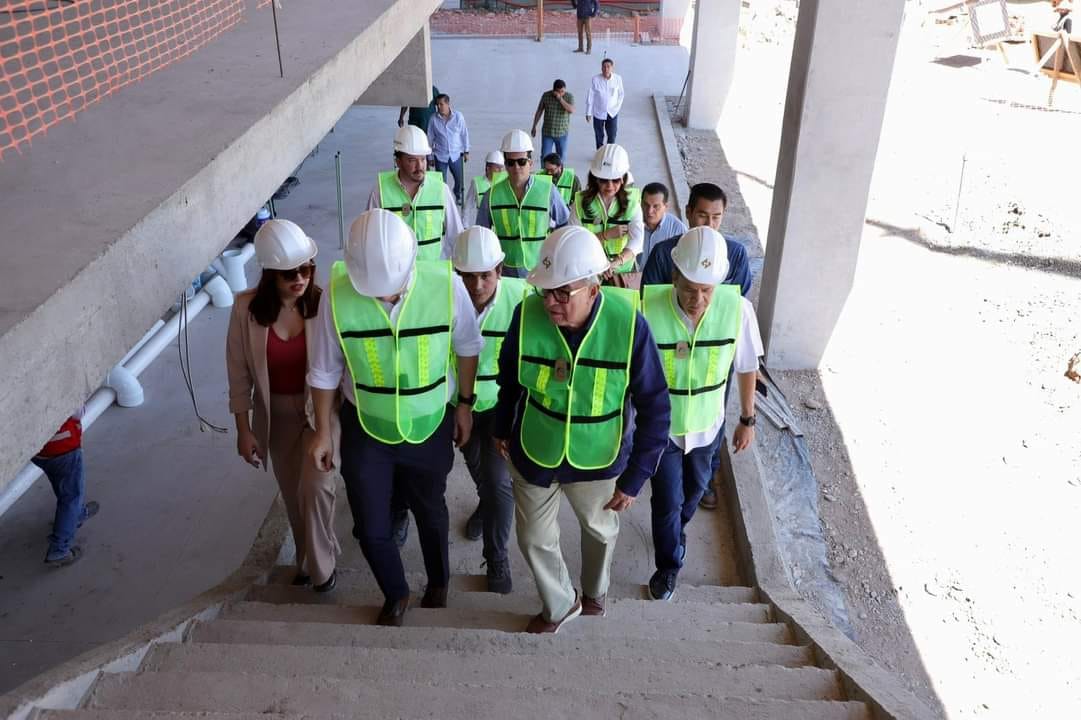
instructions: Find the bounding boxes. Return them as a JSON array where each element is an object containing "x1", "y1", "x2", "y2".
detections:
[
  {"x1": 268, "y1": 393, "x2": 340, "y2": 585},
  {"x1": 511, "y1": 464, "x2": 619, "y2": 623},
  {"x1": 576, "y1": 17, "x2": 592, "y2": 53}
]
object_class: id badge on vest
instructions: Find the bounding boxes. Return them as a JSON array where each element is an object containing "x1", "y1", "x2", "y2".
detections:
[
  {"x1": 554, "y1": 358, "x2": 570, "y2": 383},
  {"x1": 675, "y1": 341, "x2": 691, "y2": 360},
  {"x1": 401, "y1": 203, "x2": 412, "y2": 217}
]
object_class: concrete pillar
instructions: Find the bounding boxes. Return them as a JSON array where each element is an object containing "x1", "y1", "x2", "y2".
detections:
[
  {"x1": 757, "y1": 0, "x2": 906, "y2": 369},
  {"x1": 355, "y1": 24, "x2": 432, "y2": 108},
  {"x1": 685, "y1": 0, "x2": 741, "y2": 130}
]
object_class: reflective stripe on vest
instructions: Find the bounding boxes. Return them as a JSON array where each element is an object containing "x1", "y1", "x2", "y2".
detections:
[
  {"x1": 330, "y1": 259, "x2": 454, "y2": 444},
  {"x1": 474, "y1": 172, "x2": 508, "y2": 205},
  {"x1": 473, "y1": 277, "x2": 527, "y2": 413},
  {"x1": 378, "y1": 170, "x2": 447, "y2": 261},
  {"x1": 642, "y1": 284, "x2": 741, "y2": 436},
  {"x1": 574, "y1": 187, "x2": 642, "y2": 273},
  {"x1": 555, "y1": 168, "x2": 575, "y2": 204},
  {"x1": 490, "y1": 175, "x2": 553, "y2": 270},
  {"x1": 517, "y1": 286, "x2": 637, "y2": 470}
]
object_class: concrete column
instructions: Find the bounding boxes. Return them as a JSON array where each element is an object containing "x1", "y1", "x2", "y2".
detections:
[
  {"x1": 659, "y1": 0, "x2": 693, "y2": 43},
  {"x1": 685, "y1": 0, "x2": 741, "y2": 130},
  {"x1": 757, "y1": 0, "x2": 906, "y2": 369}
]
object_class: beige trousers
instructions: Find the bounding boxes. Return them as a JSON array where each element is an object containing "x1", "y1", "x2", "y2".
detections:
[
  {"x1": 511, "y1": 464, "x2": 619, "y2": 623},
  {"x1": 268, "y1": 393, "x2": 340, "y2": 585},
  {"x1": 577, "y1": 17, "x2": 592, "y2": 52}
]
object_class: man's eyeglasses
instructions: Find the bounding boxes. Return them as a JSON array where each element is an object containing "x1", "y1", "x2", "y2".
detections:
[
  {"x1": 538, "y1": 285, "x2": 589, "y2": 304},
  {"x1": 278, "y1": 264, "x2": 314, "y2": 281},
  {"x1": 505, "y1": 157, "x2": 531, "y2": 167}
]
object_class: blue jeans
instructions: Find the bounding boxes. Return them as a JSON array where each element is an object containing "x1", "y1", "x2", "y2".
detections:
[
  {"x1": 650, "y1": 433, "x2": 720, "y2": 573},
  {"x1": 592, "y1": 114, "x2": 618, "y2": 148},
  {"x1": 32, "y1": 449, "x2": 86, "y2": 561},
  {"x1": 540, "y1": 134, "x2": 568, "y2": 162},
  {"x1": 434, "y1": 155, "x2": 465, "y2": 205}
]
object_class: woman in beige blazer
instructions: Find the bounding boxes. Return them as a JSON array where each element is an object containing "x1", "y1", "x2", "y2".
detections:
[{"x1": 226, "y1": 219, "x2": 340, "y2": 592}]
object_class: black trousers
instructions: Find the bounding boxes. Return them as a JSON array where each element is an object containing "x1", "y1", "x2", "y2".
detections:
[
  {"x1": 459, "y1": 409, "x2": 514, "y2": 564},
  {"x1": 339, "y1": 402, "x2": 453, "y2": 602}
]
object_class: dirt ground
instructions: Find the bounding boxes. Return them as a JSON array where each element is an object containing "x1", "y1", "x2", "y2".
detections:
[{"x1": 671, "y1": 1, "x2": 1081, "y2": 717}]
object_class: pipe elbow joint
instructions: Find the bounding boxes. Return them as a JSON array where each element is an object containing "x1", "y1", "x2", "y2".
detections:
[
  {"x1": 205, "y1": 274, "x2": 234, "y2": 308},
  {"x1": 106, "y1": 365, "x2": 144, "y2": 408}
]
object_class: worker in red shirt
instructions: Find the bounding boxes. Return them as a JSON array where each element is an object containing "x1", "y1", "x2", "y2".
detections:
[{"x1": 33, "y1": 408, "x2": 99, "y2": 567}]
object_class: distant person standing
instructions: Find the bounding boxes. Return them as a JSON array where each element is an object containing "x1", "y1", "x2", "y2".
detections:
[
  {"x1": 572, "y1": 0, "x2": 599, "y2": 54},
  {"x1": 1053, "y1": 0, "x2": 1073, "y2": 33},
  {"x1": 427, "y1": 93, "x2": 471, "y2": 207},
  {"x1": 398, "y1": 85, "x2": 441, "y2": 134},
  {"x1": 531, "y1": 79, "x2": 575, "y2": 161},
  {"x1": 586, "y1": 58, "x2": 624, "y2": 149},
  {"x1": 32, "y1": 409, "x2": 99, "y2": 567}
]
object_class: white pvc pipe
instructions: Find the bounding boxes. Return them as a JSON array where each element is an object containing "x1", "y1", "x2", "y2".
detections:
[
  {"x1": 204, "y1": 274, "x2": 234, "y2": 309},
  {"x1": 106, "y1": 366, "x2": 143, "y2": 408},
  {"x1": 214, "y1": 243, "x2": 255, "y2": 293}
]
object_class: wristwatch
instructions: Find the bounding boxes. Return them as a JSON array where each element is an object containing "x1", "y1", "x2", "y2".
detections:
[
  {"x1": 738, "y1": 414, "x2": 757, "y2": 427},
  {"x1": 458, "y1": 393, "x2": 477, "y2": 407}
]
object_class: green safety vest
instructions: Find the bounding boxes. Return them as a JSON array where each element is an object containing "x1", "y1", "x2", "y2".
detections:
[
  {"x1": 470, "y1": 277, "x2": 527, "y2": 413},
  {"x1": 642, "y1": 284, "x2": 742, "y2": 436},
  {"x1": 554, "y1": 168, "x2": 576, "y2": 204},
  {"x1": 517, "y1": 286, "x2": 637, "y2": 470},
  {"x1": 474, "y1": 172, "x2": 508, "y2": 206},
  {"x1": 378, "y1": 170, "x2": 447, "y2": 261},
  {"x1": 489, "y1": 175, "x2": 553, "y2": 270},
  {"x1": 330, "y1": 259, "x2": 454, "y2": 445},
  {"x1": 574, "y1": 187, "x2": 642, "y2": 274}
]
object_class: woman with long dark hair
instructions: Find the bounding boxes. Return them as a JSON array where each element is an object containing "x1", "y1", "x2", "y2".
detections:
[
  {"x1": 571, "y1": 143, "x2": 644, "y2": 287},
  {"x1": 226, "y1": 219, "x2": 340, "y2": 592}
]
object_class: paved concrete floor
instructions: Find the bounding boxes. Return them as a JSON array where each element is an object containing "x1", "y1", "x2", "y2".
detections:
[{"x1": 0, "y1": 36, "x2": 740, "y2": 694}]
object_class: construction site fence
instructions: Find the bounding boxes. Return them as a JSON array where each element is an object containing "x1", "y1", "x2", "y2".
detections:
[{"x1": 432, "y1": 9, "x2": 684, "y2": 44}]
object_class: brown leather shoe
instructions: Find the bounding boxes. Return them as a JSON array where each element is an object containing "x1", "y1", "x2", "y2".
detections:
[
  {"x1": 525, "y1": 592, "x2": 582, "y2": 634},
  {"x1": 421, "y1": 585, "x2": 448, "y2": 609},
  {"x1": 581, "y1": 593, "x2": 606, "y2": 617},
  {"x1": 376, "y1": 595, "x2": 410, "y2": 627}
]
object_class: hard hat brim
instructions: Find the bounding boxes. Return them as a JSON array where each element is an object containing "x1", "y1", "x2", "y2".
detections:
[{"x1": 453, "y1": 251, "x2": 506, "y2": 274}]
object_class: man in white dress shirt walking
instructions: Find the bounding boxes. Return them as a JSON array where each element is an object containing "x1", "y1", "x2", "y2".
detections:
[{"x1": 586, "y1": 58, "x2": 624, "y2": 149}]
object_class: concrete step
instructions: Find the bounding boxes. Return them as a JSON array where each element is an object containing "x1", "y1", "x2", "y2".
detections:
[
  {"x1": 265, "y1": 566, "x2": 759, "y2": 604},
  {"x1": 188, "y1": 618, "x2": 815, "y2": 667},
  {"x1": 140, "y1": 642, "x2": 841, "y2": 700},
  {"x1": 85, "y1": 671, "x2": 871, "y2": 719},
  {"x1": 245, "y1": 583, "x2": 772, "y2": 623},
  {"x1": 37, "y1": 713, "x2": 290, "y2": 720},
  {"x1": 221, "y1": 601, "x2": 794, "y2": 643}
]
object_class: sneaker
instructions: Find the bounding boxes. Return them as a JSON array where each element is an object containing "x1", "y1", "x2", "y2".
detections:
[
  {"x1": 581, "y1": 593, "x2": 606, "y2": 617},
  {"x1": 525, "y1": 592, "x2": 582, "y2": 634},
  {"x1": 77, "y1": 501, "x2": 100, "y2": 527},
  {"x1": 699, "y1": 487, "x2": 718, "y2": 511},
  {"x1": 314, "y1": 570, "x2": 337, "y2": 594},
  {"x1": 648, "y1": 569, "x2": 678, "y2": 601},
  {"x1": 45, "y1": 545, "x2": 83, "y2": 568},
  {"x1": 485, "y1": 558, "x2": 512, "y2": 595},
  {"x1": 391, "y1": 510, "x2": 410, "y2": 548},
  {"x1": 465, "y1": 502, "x2": 483, "y2": 542}
]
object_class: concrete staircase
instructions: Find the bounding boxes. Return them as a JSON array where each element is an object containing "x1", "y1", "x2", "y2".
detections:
[{"x1": 34, "y1": 567, "x2": 874, "y2": 719}]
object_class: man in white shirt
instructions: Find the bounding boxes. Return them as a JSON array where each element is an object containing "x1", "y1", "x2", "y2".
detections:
[
  {"x1": 427, "y1": 93, "x2": 470, "y2": 207},
  {"x1": 640, "y1": 227, "x2": 761, "y2": 602},
  {"x1": 308, "y1": 209, "x2": 482, "y2": 627},
  {"x1": 585, "y1": 58, "x2": 624, "y2": 149}
]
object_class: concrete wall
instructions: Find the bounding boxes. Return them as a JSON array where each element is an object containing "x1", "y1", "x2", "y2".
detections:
[
  {"x1": 356, "y1": 25, "x2": 433, "y2": 108},
  {"x1": 0, "y1": 0, "x2": 442, "y2": 496}
]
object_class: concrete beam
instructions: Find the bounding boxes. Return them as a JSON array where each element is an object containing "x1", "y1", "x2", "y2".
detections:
[
  {"x1": 757, "y1": 0, "x2": 906, "y2": 369},
  {"x1": 0, "y1": 0, "x2": 442, "y2": 495},
  {"x1": 355, "y1": 24, "x2": 433, "y2": 108},
  {"x1": 685, "y1": 0, "x2": 741, "y2": 130}
]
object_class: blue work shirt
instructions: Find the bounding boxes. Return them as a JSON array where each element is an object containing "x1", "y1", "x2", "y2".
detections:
[
  {"x1": 492, "y1": 294, "x2": 671, "y2": 497},
  {"x1": 476, "y1": 176, "x2": 571, "y2": 230},
  {"x1": 641, "y1": 233, "x2": 754, "y2": 296}
]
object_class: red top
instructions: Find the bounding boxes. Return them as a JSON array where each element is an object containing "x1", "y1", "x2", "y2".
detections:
[{"x1": 267, "y1": 328, "x2": 307, "y2": 395}]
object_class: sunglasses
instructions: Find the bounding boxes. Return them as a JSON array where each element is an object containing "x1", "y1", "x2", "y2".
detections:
[
  {"x1": 278, "y1": 263, "x2": 314, "y2": 281},
  {"x1": 538, "y1": 285, "x2": 589, "y2": 304},
  {"x1": 598, "y1": 177, "x2": 623, "y2": 186},
  {"x1": 505, "y1": 157, "x2": 531, "y2": 167}
]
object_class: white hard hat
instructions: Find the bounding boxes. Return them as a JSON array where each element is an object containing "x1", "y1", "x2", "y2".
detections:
[
  {"x1": 344, "y1": 209, "x2": 417, "y2": 297},
  {"x1": 484, "y1": 150, "x2": 505, "y2": 166},
  {"x1": 500, "y1": 129, "x2": 534, "y2": 154},
  {"x1": 452, "y1": 226, "x2": 505, "y2": 273},
  {"x1": 671, "y1": 227, "x2": 730, "y2": 285},
  {"x1": 590, "y1": 143, "x2": 630, "y2": 180},
  {"x1": 526, "y1": 225, "x2": 609, "y2": 290},
  {"x1": 254, "y1": 218, "x2": 318, "y2": 270},
  {"x1": 393, "y1": 124, "x2": 432, "y2": 156}
]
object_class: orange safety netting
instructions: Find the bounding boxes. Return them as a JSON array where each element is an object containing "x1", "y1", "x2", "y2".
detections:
[{"x1": 0, "y1": 0, "x2": 251, "y2": 161}]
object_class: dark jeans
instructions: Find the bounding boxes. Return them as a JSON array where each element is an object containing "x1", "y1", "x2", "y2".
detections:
[
  {"x1": 592, "y1": 114, "x2": 618, "y2": 148},
  {"x1": 434, "y1": 155, "x2": 465, "y2": 205},
  {"x1": 339, "y1": 403, "x2": 453, "y2": 602},
  {"x1": 541, "y1": 134, "x2": 568, "y2": 162},
  {"x1": 31, "y1": 449, "x2": 86, "y2": 561},
  {"x1": 459, "y1": 409, "x2": 513, "y2": 564},
  {"x1": 650, "y1": 432, "x2": 721, "y2": 573}
]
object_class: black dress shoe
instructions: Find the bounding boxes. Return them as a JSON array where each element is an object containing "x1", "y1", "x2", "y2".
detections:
[
  {"x1": 377, "y1": 596, "x2": 410, "y2": 627},
  {"x1": 313, "y1": 570, "x2": 337, "y2": 594},
  {"x1": 291, "y1": 572, "x2": 312, "y2": 587},
  {"x1": 421, "y1": 585, "x2": 448, "y2": 608}
]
